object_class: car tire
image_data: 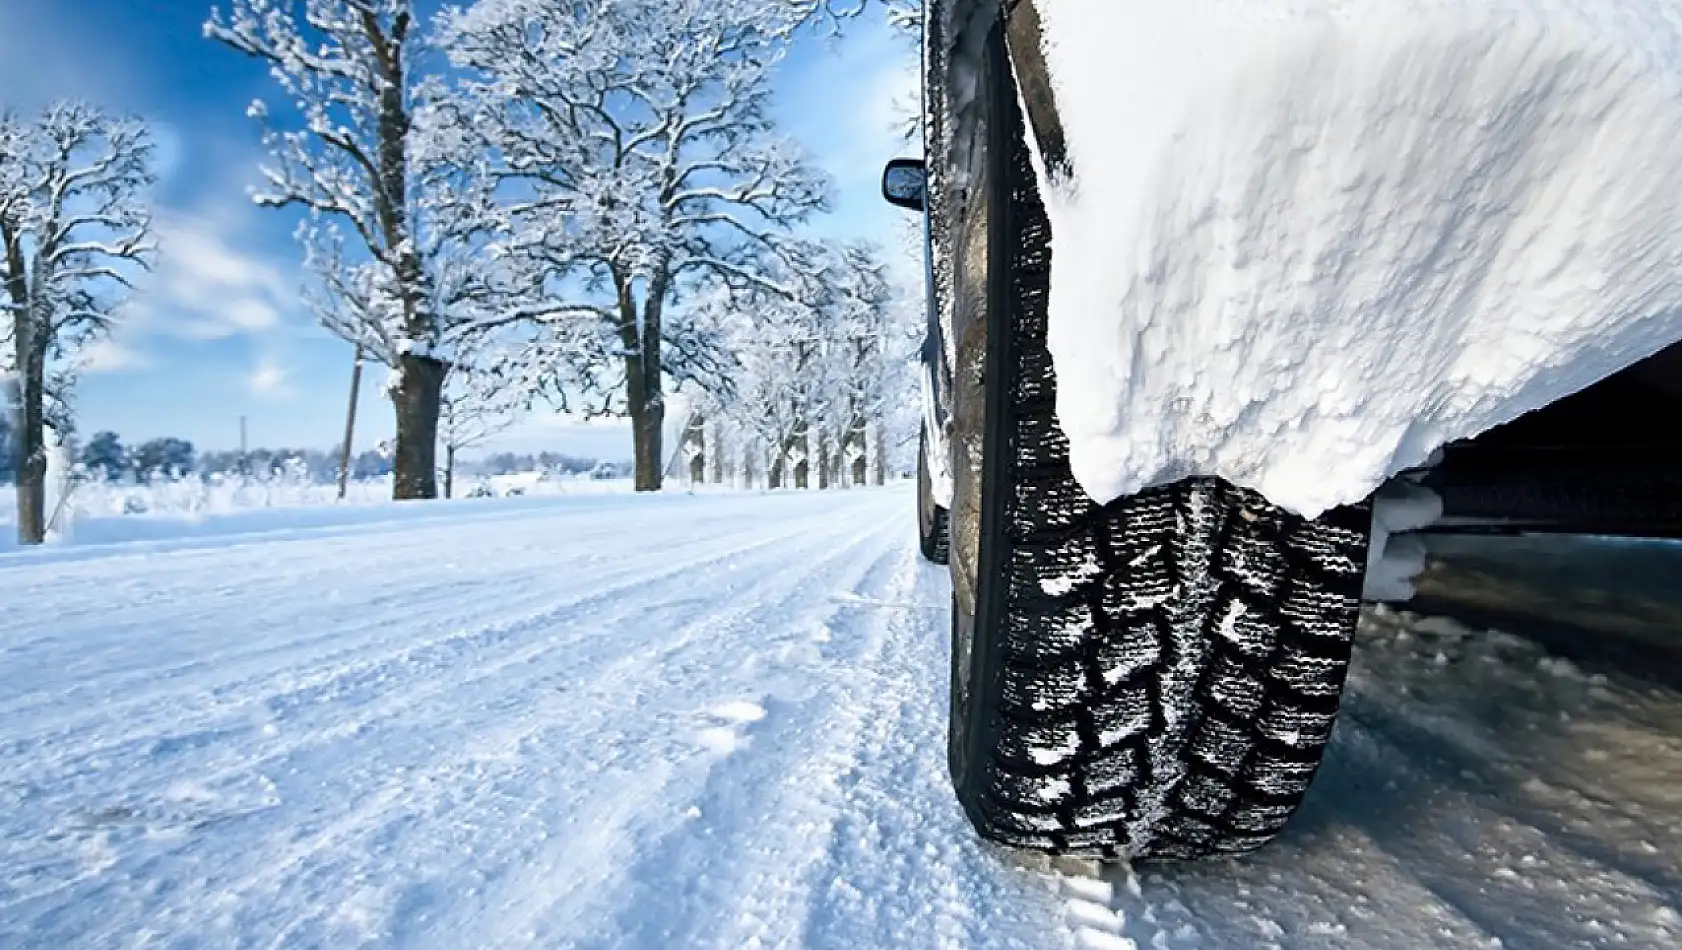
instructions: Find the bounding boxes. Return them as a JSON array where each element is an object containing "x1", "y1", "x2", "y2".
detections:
[{"x1": 940, "y1": 13, "x2": 1373, "y2": 861}]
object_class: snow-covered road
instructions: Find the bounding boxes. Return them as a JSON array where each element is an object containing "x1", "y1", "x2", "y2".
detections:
[{"x1": 2, "y1": 489, "x2": 1679, "y2": 949}]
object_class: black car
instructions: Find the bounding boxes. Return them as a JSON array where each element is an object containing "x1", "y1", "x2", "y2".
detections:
[{"x1": 883, "y1": 0, "x2": 1682, "y2": 862}]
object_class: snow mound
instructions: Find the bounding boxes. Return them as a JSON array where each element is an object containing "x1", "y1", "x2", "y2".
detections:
[{"x1": 1032, "y1": 0, "x2": 1682, "y2": 517}]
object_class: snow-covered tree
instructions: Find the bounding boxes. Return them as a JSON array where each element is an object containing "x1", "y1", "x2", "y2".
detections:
[
  {"x1": 80, "y1": 430, "x2": 127, "y2": 480},
  {"x1": 207, "y1": 0, "x2": 510, "y2": 501},
  {"x1": 0, "y1": 104, "x2": 155, "y2": 544},
  {"x1": 441, "y1": 0, "x2": 833, "y2": 492},
  {"x1": 691, "y1": 242, "x2": 915, "y2": 489},
  {"x1": 792, "y1": 0, "x2": 919, "y2": 34},
  {"x1": 437, "y1": 347, "x2": 525, "y2": 499},
  {"x1": 130, "y1": 437, "x2": 197, "y2": 483},
  {"x1": 816, "y1": 245, "x2": 912, "y2": 486},
  {"x1": 722, "y1": 290, "x2": 825, "y2": 489}
]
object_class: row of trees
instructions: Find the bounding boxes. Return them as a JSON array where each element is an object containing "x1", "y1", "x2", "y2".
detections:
[
  {"x1": 204, "y1": 0, "x2": 922, "y2": 506},
  {"x1": 675, "y1": 244, "x2": 920, "y2": 488},
  {"x1": 3, "y1": 0, "x2": 923, "y2": 543},
  {"x1": 61, "y1": 428, "x2": 628, "y2": 487}
]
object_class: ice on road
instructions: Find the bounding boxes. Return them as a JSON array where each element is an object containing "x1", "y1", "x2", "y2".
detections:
[{"x1": 2, "y1": 489, "x2": 1679, "y2": 949}]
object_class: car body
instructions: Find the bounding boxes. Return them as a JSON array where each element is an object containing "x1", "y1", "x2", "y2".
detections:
[{"x1": 884, "y1": 0, "x2": 1682, "y2": 862}]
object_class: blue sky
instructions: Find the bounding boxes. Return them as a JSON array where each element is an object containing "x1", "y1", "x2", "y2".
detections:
[{"x1": 0, "y1": 0, "x2": 918, "y2": 461}]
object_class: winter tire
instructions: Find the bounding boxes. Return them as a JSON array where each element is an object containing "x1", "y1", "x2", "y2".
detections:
[
  {"x1": 940, "y1": 13, "x2": 1373, "y2": 861},
  {"x1": 919, "y1": 427, "x2": 952, "y2": 564}
]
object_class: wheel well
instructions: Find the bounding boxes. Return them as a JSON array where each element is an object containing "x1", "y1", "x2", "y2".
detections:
[
  {"x1": 1427, "y1": 338, "x2": 1682, "y2": 539},
  {"x1": 1456, "y1": 338, "x2": 1682, "y2": 452}
]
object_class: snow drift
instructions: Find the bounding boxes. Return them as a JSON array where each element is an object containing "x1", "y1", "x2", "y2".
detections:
[{"x1": 1030, "y1": 0, "x2": 1682, "y2": 517}]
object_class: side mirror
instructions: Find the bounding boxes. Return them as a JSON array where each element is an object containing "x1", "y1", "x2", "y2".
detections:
[{"x1": 882, "y1": 158, "x2": 927, "y2": 211}]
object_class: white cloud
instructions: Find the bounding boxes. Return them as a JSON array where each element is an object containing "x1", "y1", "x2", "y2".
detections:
[
  {"x1": 126, "y1": 209, "x2": 299, "y2": 344},
  {"x1": 80, "y1": 338, "x2": 149, "y2": 375},
  {"x1": 249, "y1": 357, "x2": 290, "y2": 398},
  {"x1": 225, "y1": 298, "x2": 282, "y2": 332},
  {"x1": 158, "y1": 219, "x2": 289, "y2": 297},
  {"x1": 150, "y1": 122, "x2": 185, "y2": 182}
]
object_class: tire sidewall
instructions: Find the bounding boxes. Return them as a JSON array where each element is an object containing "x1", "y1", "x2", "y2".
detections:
[{"x1": 941, "y1": 14, "x2": 1015, "y2": 801}]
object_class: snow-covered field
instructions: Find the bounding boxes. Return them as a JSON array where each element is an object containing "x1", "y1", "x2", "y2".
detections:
[
  {"x1": 0, "y1": 476, "x2": 638, "y2": 553},
  {"x1": 2, "y1": 488, "x2": 1679, "y2": 948}
]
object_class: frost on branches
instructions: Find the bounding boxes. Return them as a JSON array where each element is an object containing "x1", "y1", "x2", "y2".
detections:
[
  {"x1": 0, "y1": 105, "x2": 156, "y2": 545},
  {"x1": 207, "y1": 0, "x2": 514, "y2": 501},
  {"x1": 442, "y1": 0, "x2": 835, "y2": 492},
  {"x1": 685, "y1": 243, "x2": 921, "y2": 490},
  {"x1": 437, "y1": 343, "x2": 526, "y2": 500},
  {"x1": 794, "y1": 0, "x2": 923, "y2": 37}
]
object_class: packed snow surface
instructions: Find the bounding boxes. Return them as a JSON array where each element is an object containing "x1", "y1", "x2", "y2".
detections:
[
  {"x1": 2, "y1": 489, "x2": 1680, "y2": 947},
  {"x1": 1031, "y1": 0, "x2": 1682, "y2": 516}
]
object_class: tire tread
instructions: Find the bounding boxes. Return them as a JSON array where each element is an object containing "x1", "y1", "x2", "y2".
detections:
[{"x1": 951, "y1": 22, "x2": 1370, "y2": 860}]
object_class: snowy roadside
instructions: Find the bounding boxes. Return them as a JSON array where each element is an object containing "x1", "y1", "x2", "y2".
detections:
[
  {"x1": 2, "y1": 488, "x2": 1678, "y2": 949},
  {"x1": 0, "y1": 480, "x2": 824, "y2": 559},
  {"x1": 0, "y1": 478, "x2": 647, "y2": 555}
]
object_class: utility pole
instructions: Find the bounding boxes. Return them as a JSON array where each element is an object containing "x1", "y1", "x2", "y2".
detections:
[
  {"x1": 238, "y1": 415, "x2": 248, "y2": 478},
  {"x1": 337, "y1": 344, "x2": 365, "y2": 500}
]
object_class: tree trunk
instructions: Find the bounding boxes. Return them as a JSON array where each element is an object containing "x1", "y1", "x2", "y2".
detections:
[
  {"x1": 628, "y1": 396, "x2": 663, "y2": 492},
  {"x1": 11, "y1": 320, "x2": 44, "y2": 545},
  {"x1": 392, "y1": 353, "x2": 446, "y2": 500},
  {"x1": 817, "y1": 430, "x2": 831, "y2": 491},
  {"x1": 768, "y1": 450, "x2": 784, "y2": 490},
  {"x1": 871, "y1": 421, "x2": 886, "y2": 486},
  {"x1": 706, "y1": 421, "x2": 724, "y2": 485},
  {"x1": 444, "y1": 444, "x2": 456, "y2": 500},
  {"x1": 5, "y1": 226, "x2": 42, "y2": 545},
  {"x1": 372, "y1": 14, "x2": 444, "y2": 503},
  {"x1": 616, "y1": 264, "x2": 670, "y2": 494},
  {"x1": 848, "y1": 422, "x2": 868, "y2": 487},
  {"x1": 15, "y1": 360, "x2": 45, "y2": 546},
  {"x1": 788, "y1": 426, "x2": 809, "y2": 490},
  {"x1": 687, "y1": 413, "x2": 706, "y2": 485}
]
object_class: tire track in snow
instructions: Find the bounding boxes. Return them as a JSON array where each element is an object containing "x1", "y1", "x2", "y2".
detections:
[
  {"x1": 0, "y1": 501, "x2": 808, "y2": 728},
  {"x1": 1, "y1": 495, "x2": 899, "y2": 929},
  {"x1": 37, "y1": 498, "x2": 908, "y2": 949},
  {"x1": 0, "y1": 500, "x2": 851, "y2": 787},
  {"x1": 547, "y1": 543, "x2": 919, "y2": 950},
  {"x1": 1323, "y1": 700, "x2": 1682, "y2": 948},
  {"x1": 0, "y1": 502, "x2": 652, "y2": 662},
  {"x1": 545, "y1": 551, "x2": 1074, "y2": 950},
  {"x1": 416, "y1": 511, "x2": 913, "y2": 950},
  {"x1": 787, "y1": 559, "x2": 1077, "y2": 950}
]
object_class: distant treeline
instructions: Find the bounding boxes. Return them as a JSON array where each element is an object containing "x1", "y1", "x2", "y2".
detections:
[{"x1": 0, "y1": 421, "x2": 626, "y2": 486}]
